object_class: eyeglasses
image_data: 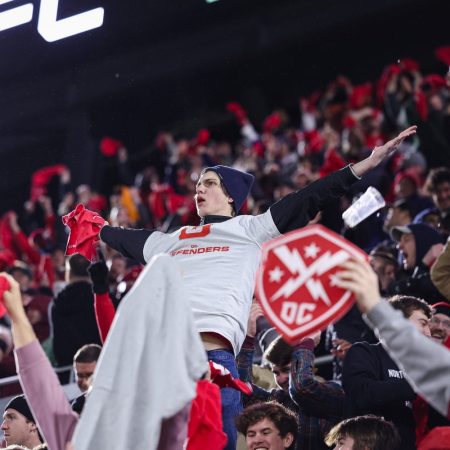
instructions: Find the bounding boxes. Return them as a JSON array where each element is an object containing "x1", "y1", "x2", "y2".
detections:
[{"x1": 430, "y1": 316, "x2": 450, "y2": 330}]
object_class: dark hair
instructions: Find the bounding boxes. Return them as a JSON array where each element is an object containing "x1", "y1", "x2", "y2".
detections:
[
  {"x1": 73, "y1": 344, "x2": 102, "y2": 363},
  {"x1": 425, "y1": 167, "x2": 450, "y2": 194},
  {"x1": 68, "y1": 254, "x2": 90, "y2": 277},
  {"x1": 325, "y1": 415, "x2": 400, "y2": 450},
  {"x1": 388, "y1": 295, "x2": 432, "y2": 319},
  {"x1": 7, "y1": 263, "x2": 33, "y2": 280},
  {"x1": 236, "y1": 401, "x2": 298, "y2": 449},
  {"x1": 264, "y1": 336, "x2": 293, "y2": 367},
  {"x1": 369, "y1": 244, "x2": 398, "y2": 266}
]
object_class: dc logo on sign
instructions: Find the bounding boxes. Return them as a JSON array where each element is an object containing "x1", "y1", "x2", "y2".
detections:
[
  {"x1": 256, "y1": 225, "x2": 367, "y2": 343},
  {"x1": 0, "y1": 0, "x2": 104, "y2": 42}
]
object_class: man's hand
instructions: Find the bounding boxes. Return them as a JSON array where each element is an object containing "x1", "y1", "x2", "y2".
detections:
[
  {"x1": 422, "y1": 243, "x2": 444, "y2": 267},
  {"x1": 369, "y1": 125, "x2": 417, "y2": 166},
  {"x1": 352, "y1": 126, "x2": 417, "y2": 177},
  {"x1": 302, "y1": 330, "x2": 321, "y2": 347},
  {"x1": 334, "y1": 259, "x2": 381, "y2": 314},
  {"x1": 7, "y1": 211, "x2": 21, "y2": 234},
  {"x1": 88, "y1": 260, "x2": 109, "y2": 294},
  {"x1": 307, "y1": 211, "x2": 322, "y2": 226},
  {"x1": 246, "y1": 300, "x2": 264, "y2": 338},
  {"x1": 330, "y1": 338, "x2": 352, "y2": 360},
  {"x1": 38, "y1": 195, "x2": 53, "y2": 215}
]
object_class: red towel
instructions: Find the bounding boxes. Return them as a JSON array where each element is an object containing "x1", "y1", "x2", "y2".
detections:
[
  {"x1": 186, "y1": 380, "x2": 227, "y2": 450},
  {"x1": 0, "y1": 275, "x2": 10, "y2": 318},
  {"x1": 418, "y1": 427, "x2": 450, "y2": 450},
  {"x1": 62, "y1": 204, "x2": 106, "y2": 262},
  {"x1": 30, "y1": 164, "x2": 67, "y2": 201},
  {"x1": 209, "y1": 361, "x2": 252, "y2": 395}
]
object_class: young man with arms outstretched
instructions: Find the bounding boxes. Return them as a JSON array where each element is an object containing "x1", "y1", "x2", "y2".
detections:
[{"x1": 98, "y1": 126, "x2": 417, "y2": 449}]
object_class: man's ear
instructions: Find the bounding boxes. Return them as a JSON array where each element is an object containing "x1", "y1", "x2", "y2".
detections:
[
  {"x1": 28, "y1": 420, "x2": 38, "y2": 433},
  {"x1": 283, "y1": 432, "x2": 294, "y2": 448}
]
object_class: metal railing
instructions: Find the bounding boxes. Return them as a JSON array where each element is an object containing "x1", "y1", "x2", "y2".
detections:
[
  {"x1": 0, "y1": 357, "x2": 334, "y2": 389},
  {"x1": 0, "y1": 365, "x2": 72, "y2": 387},
  {"x1": 314, "y1": 354, "x2": 334, "y2": 366}
]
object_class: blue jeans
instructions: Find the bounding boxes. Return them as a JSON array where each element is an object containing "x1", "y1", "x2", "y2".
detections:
[{"x1": 207, "y1": 349, "x2": 242, "y2": 450}]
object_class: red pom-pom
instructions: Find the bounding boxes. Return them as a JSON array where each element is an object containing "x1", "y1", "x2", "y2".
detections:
[
  {"x1": 100, "y1": 137, "x2": 123, "y2": 157},
  {"x1": 435, "y1": 46, "x2": 450, "y2": 66},
  {"x1": 376, "y1": 64, "x2": 402, "y2": 105},
  {"x1": 415, "y1": 91, "x2": 428, "y2": 121},
  {"x1": 399, "y1": 58, "x2": 420, "y2": 72},
  {"x1": 304, "y1": 130, "x2": 325, "y2": 154},
  {"x1": 87, "y1": 194, "x2": 108, "y2": 213},
  {"x1": 343, "y1": 115, "x2": 357, "y2": 129},
  {"x1": 252, "y1": 141, "x2": 265, "y2": 158},
  {"x1": 422, "y1": 74, "x2": 447, "y2": 91},
  {"x1": 226, "y1": 102, "x2": 248, "y2": 125},
  {"x1": 196, "y1": 129, "x2": 210, "y2": 146},
  {"x1": 263, "y1": 112, "x2": 282, "y2": 133},
  {"x1": 349, "y1": 83, "x2": 373, "y2": 110},
  {"x1": 30, "y1": 164, "x2": 68, "y2": 201}
]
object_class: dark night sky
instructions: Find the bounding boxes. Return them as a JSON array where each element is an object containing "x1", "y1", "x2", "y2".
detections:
[{"x1": 0, "y1": 0, "x2": 448, "y2": 213}]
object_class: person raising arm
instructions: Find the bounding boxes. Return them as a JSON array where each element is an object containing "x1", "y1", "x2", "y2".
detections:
[{"x1": 334, "y1": 259, "x2": 450, "y2": 419}]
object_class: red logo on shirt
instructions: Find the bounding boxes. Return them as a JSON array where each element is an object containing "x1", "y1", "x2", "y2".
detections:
[
  {"x1": 169, "y1": 246, "x2": 229, "y2": 256},
  {"x1": 255, "y1": 225, "x2": 367, "y2": 343},
  {"x1": 179, "y1": 225, "x2": 211, "y2": 240}
]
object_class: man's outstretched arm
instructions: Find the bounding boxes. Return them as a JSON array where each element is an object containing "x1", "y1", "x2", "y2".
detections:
[
  {"x1": 269, "y1": 126, "x2": 417, "y2": 234},
  {"x1": 99, "y1": 226, "x2": 152, "y2": 264}
]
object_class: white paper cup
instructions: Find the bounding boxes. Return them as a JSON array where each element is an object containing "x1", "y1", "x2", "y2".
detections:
[{"x1": 342, "y1": 186, "x2": 385, "y2": 228}]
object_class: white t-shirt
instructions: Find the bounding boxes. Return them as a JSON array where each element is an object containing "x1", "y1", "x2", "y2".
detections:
[{"x1": 143, "y1": 211, "x2": 280, "y2": 355}]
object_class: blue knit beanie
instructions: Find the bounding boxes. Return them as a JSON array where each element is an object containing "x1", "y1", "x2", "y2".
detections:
[{"x1": 204, "y1": 166, "x2": 254, "y2": 213}]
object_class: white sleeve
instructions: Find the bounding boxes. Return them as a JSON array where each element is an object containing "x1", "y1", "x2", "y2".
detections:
[{"x1": 241, "y1": 210, "x2": 281, "y2": 246}]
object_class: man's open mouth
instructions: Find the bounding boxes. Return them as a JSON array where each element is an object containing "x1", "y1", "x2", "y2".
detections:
[{"x1": 431, "y1": 331, "x2": 445, "y2": 341}]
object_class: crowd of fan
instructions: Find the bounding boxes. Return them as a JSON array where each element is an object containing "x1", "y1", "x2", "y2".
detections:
[{"x1": 0, "y1": 47, "x2": 449, "y2": 450}]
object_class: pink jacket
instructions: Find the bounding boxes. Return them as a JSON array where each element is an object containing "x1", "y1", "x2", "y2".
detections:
[{"x1": 15, "y1": 341, "x2": 78, "y2": 450}]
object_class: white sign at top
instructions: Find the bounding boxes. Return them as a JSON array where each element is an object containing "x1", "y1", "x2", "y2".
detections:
[{"x1": 0, "y1": 0, "x2": 104, "y2": 42}]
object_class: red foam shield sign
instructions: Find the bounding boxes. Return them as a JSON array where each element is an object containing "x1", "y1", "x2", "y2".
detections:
[{"x1": 255, "y1": 225, "x2": 367, "y2": 343}]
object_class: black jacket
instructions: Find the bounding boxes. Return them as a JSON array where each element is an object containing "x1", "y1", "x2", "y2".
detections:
[
  {"x1": 388, "y1": 223, "x2": 445, "y2": 304},
  {"x1": 51, "y1": 281, "x2": 101, "y2": 366},
  {"x1": 343, "y1": 342, "x2": 417, "y2": 450}
]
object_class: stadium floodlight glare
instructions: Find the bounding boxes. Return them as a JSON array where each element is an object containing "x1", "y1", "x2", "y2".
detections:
[
  {"x1": 205, "y1": 0, "x2": 220, "y2": 3},
  {"x1": 37, "y1": 0, "x2": 104, "y2": 42},
  {"x1": 0, "y1": 2, "x2": 33, "y2": 32}
]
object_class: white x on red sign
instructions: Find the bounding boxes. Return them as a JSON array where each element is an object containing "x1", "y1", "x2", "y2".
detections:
[
  {"x1": 256, "y1": 225, "x2": 367, "y2": 343},
  {"x1": 0, "y1": 0, "x2": 104, "y2": 42}
]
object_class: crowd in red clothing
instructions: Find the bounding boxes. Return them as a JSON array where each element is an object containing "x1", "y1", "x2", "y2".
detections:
[{"x1": 0, "y1": 46, "x2": 450, "y2": 450}]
